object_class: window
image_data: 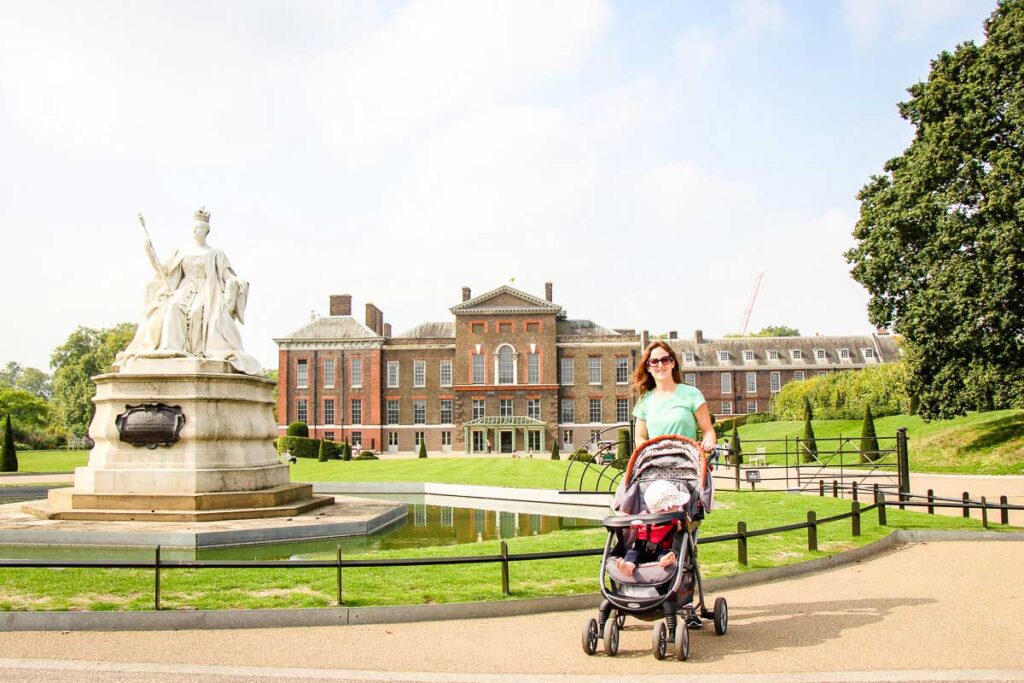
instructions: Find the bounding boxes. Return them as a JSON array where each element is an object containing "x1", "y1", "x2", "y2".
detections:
[
  {"x1": 682, "y1": 352, "x2": 695, "y2": 364},
  {"x1": 862, "y1": 348, "x2": 876, "y2": 360},
  {"x1": 386, "y1": 361, "x2": 399, "y2": 387},
  {"x1": 560, "y1": 399, "x2": 575, "y2": 423},
  {"x1": 388, "y1": 432, "x2": 399, "y2": 447},
  {"x1": 323, "y1": 359, "x2": 335, "y2": 388},
  {"x1": 815, "y1": 348, "x2": 826, "y2": 361},
  {"x1": 471, "y1": 431, "x2": 485, "y2": 452},
  {"x1": 471, "y1": 322, "x2": 485, "y2": 333},
  {"x1": 472, "y1": 399, "x2": 485, "y2": 419},
  {"x1": 324, "y1": 399, "x2": 335, "y2": 425},
  {"x1": 351, "y1": 399, "x2": 362, "y2": 425},
  {"x1": 742, "y1": 350, "x2": 755, "y2": 362},
  {"x1": 589, "y1": 398, "x2": 602, "y2": 423},
  {"x1": 718, "y1": 351, "x2": 730, "y2": 362},
  {"x1": 721, "y1": 401, "x2": 733, "y2": 416},
  {"x1": 615, "y1": 357, "x2": 629, "y2": 384},
  {"x1": 560, "y1": 357, "x2": 574, "y2": 384},
  {"x1": 499, "y1": 399, "x2": 513, "y2": 418},
  {"x1": 818, "y1": 370, "x2": 828, "y2": 377},
  {"x1": 616, "y1": 398, "x2": 629, "y2": 423},
  {"x1": 591, "y1": 429, "x2": 601, "y2": 443},
  {"x1": 681, "y1": 372, "x2": 694, "y2": 386},
  {"x1": 790, "y1": 349, "x2": 803, "y2": 360},
  {"x1": 410, "y1": 360, "x2": 425, "y2": 387},
  {"x1": 296, "y1": 360, "x2": 308, "y2": 388},
  {"x1": 440, "y1": 360, "x2": 452, "y2": 387},
  {"x1": 746, "y1": 372, "x2": 757, "y2": 393},
  {"x1": 472, "y1": 354, "x2": 485, "y2": 384},
  {"x1": 296, "y1": 399, "x2": 307, "y2": 422},
  {"x1": 441, "y1": 431, "x2": 451, "y2": 446},
  {"x1": 767, "y1": 349, "x2": 780, "y2": 361},
  {"x1": 351, "y1": 432, "x2": 362, "y2": 448},
  {"x1": 412, "y1": 400, "x2": 426, "y2": 424},
  {"x1": 720, "y1": 372, "x2": 732, "y2": 394},
  {"x1": 351, "y1": 358, "x2": 362, "y2": 387},
  {"x1": 747, "y1": 400, "x2": 757, "y2": 414},
  {"x1": 526, "y1": 321, "x2": 540, "y2": 333},
  {"x1": 794, "y1": 370, "x2": 805, "y2": 381},
  {"x1": 324, "y1": 431, "x2": 335, "y2": 441},
  {"x1": 386, "y1": 400, "x2": 399, "y2": 424},
  {"x1": 527, "y1": 430, "x2": 541, "y2": 451},
  {"x1": 838, "y1": 348, "x2": 850, "y2": 360},
  {"x1": 588, "y1": 357, "x2": 601, "y2": 385},
  {"x1": 770, "y1": 371, "x2": 781, "y2": 393},
  {"x1": 414, "y1": 431, "x2": 425, "y2": 447},
  {"x1": 440, "y1": 399, "x2": 453, "y2": 424},
  {"x1": 498, "y1": 322, "x2": 512, "y2": 334},
  {"x1": 497, "y1": 346, "x2": 515, "y2": 384},
  {"x1": 527, "y1": 399, "x2": 541, "y2": 420},
  {"x1": 562, "y1": 429, "x2": 573, "y2": 448},
  {"x1": 527, "y1": 353, "x2": 540, "y2": 384}
]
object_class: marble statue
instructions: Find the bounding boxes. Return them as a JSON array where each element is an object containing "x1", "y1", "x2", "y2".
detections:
[{"x1": 115, "y1": 208, "x2": 262, "y2": 375}]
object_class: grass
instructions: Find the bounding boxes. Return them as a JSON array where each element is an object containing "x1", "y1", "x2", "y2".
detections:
[
  {"x1": 735, "y1": 409, "x2": 1024, "y2": 475},
  {"x1": 0, "y1": 488, "x2": 1011, "y2": 612},
  {"x1": 4, "y1": 449, "x2": 87, "y2": 474}
]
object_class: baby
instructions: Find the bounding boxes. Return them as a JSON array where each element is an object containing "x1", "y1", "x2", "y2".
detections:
[{"x1": 615, "y1": 479, "x2": 689, "y2": 578}]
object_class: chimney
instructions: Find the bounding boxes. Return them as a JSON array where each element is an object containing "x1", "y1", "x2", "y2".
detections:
[
  {"x1": 694, "y1": 329, "x2": 704, "y2": 344},
  {"x1": 668, "y1": 331, "x2": 678, "y2": 340},
  {"x1": 365, "y1": 303, "x2": 378, "y2": 333},
  {"x1": 383, "y1": 322, "x2": 392, "y2": 338},
  {"x1": 545, "y1": 282, "x2": 553, "y2": 302},
  {"x1": 329, "y1": 294, "x2": 352, "y2": 316},
  {"x1": 641, "y1": 330, "x2": 649, "y2": 349},
  {"x1": 462, "y1": 287, "x2": 471, "y2": 302},
  {"x1": 375, "y1": 309, "x2": 384, "y2": 336}
]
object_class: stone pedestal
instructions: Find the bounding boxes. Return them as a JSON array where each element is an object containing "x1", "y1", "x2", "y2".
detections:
[{"x1": 26, "y1": 359, "x2": 332, "y2": 521}]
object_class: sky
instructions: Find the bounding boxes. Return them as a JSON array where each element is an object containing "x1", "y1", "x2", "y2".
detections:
[{"x1": 0, "y1": 0, "x2": 996, "y2": 374}]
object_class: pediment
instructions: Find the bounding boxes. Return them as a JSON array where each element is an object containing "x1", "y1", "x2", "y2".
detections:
[{"x1": 450, "y1": 285, "x2": 562, "y2": 315}]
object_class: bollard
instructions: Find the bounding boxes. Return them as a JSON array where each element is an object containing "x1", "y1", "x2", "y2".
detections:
[
  {"x1": 876, "y1": 490, "x2": 887, "y2": 526},
  {"x1": 1001, "y1": 496, "x2": 1009, "y2": 526},
  {"x1": 962, "y1": 492, "x2": 970, "y2": 519},
  {"x1": 852, "y1": 481, "x2": 859, "y2": 502},
  {"x1": 500, "y1": 540, "x2": 510, "y2": 595},
  {"x1": 337, "y1": 547, "x2": 343, "y2": 606},
  {"x1": 807, "y1": 511, "x2": 818, "y2": 551},
  {"x1": 154, "y1": 545, "x2": 161, "y2": 611},
  {"x1": 737, "y1": 522, "x2": 748, "y2": 566},
  {"x1": 927, "y1": 489, "x2": 935, "y2": 515},
  {"x1": 819, "y1": 480, "x2": 825, "y2": 497},
  {"x1": 851, "y1": 501, "x2": 861, "y2": 537},
  {"x1": 832, "y1": 480, "x2": 839, "y2": 498},
  {"x1": 981, "y1": 496, "x2": 989, "y2": 529}
]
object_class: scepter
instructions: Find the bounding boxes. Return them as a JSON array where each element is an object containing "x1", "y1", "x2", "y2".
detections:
[{"x1": 137, "y1": 212, "x2": 167, "y2": 279}]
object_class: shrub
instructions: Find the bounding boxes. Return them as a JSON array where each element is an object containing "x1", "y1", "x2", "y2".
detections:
[
  {"x1": 355, "y1": 450, "x2": 378, "y2": 460},
  {"x1": 418, "y1": 440, "x2": 427, "y2": 459},
  {"x1": 550, "y1": 442, "x2": 560, "y2": 461},
  {"x1": 728, "y1": 423, "x2": 743, "y2": 466},
  {"x1": 772, "y1": 361, "x2": 911, "y2": 420},
  {"x1": 569, "y1": 448, "x2": 595, "y2": 463},
  {"x1": 342, "y1": 441, "x2": 352, "y2": 461},
  {"x1": 1, "y1": 415, "x2": 17, "y2": 472},
  {"x1": 277, "y1": 435, "x2": 338, "y2": 459},
  {"x1": 286, "y1": 421, "x2": 309, "y2": 437},
  {"x1": 860, "y1": 404, "x2": 880, "y2": 463},
  {"x1": 318, "y1": 440, "x2": 328, "y2": 462},
  {"x1": 616, "y1": 428, "x2": 631, "y2": 461},
  {"x1": 744, "y1": 412, "x2": 774, "y2": 425},
  {"x1": 801, "y1": 397, "x2": 818, "y2": 463}
]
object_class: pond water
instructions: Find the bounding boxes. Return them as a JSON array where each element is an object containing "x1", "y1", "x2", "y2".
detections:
[{"x1": 0, "y1": 488, "x2": 600, "y2": 561}]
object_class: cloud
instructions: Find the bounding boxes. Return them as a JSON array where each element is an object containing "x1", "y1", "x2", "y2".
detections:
[
  {"x1": 674, "y1": 0, "x2": 785, "y2": 72},
  {"x1": 841, "y1": 0, "x2": 975, "y2": 44}
]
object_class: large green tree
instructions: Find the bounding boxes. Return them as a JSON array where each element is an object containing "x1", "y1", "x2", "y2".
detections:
[
  {"x1": 725, "y1": 325, "x2": 800, "y2": 338},
  {"x1": 0, "y1": 388, "x2": 49, "y2": 437},
  {"x1": 49, "y1": 323, "x2": 136, "y2": 436},
  {"x1": 846, "y1": 1, "x2": 1024, "y2": 419}
]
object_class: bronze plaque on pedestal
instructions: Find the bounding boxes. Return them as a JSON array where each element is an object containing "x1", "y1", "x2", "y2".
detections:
[{"x1": 115, "y1": 403, "x2": 185, "y2": 449}]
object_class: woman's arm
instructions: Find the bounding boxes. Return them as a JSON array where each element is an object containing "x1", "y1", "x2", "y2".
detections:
[
  {"x1": 694, "y1": 403, "x2": 716, "y2": 452},
  {"x1": 634, "y1": 419, "x2": 648, "y2": 449}
]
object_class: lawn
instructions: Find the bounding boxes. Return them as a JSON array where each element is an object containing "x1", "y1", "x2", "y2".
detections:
[
  {"x1": 5, "y1": 449, "x2": 88, "y2": 473},
  {"x1": 735, "y1": 409, "x2": 1024, "y2": 475}
]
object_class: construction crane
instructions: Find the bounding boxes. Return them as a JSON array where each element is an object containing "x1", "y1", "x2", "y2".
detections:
[{"x1": 739, "y1": 272, "x2": 765, "y2": 336}]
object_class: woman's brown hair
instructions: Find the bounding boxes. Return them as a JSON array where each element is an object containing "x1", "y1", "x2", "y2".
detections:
[{"x1": 632, "y1": 340, "x2": 684, "y2": 398}]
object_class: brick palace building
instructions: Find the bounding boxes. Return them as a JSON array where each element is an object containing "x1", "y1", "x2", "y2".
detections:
[{"x1": 274, "y1": 283, "x2": 899, "y2": 454}]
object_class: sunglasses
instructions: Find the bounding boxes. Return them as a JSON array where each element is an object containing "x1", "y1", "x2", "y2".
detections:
[{"x1": 647, "y1": 356, "x2": 675, "y2": 367}]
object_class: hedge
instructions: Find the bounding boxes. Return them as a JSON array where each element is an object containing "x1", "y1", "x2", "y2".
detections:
[
  {"x1": 277, "y1": 435, "x2": 340, "y2": 459},
  {"x1": 772, "y1": 361, "x2": 911, "y2": 420}
]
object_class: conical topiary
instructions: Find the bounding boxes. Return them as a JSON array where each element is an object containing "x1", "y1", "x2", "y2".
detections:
[
  {"x1": 616, "y1": 428, "x2": 630, "y2": 465},
  {"x1": 729, "y1": 423, "x2": 743, "y2": 466},
  {"x1": 860, "y1": 404, "x2": 879, "y2": 463},
  {"x1": 342, "y1": 441, "x2": 351, "y2": 461},
  {"x1": 1, "y1": 414, "x2": 17, "y2": 472},
  {"x1": 418, "y1": 439, "x2": 427, "y2": 458},
  {"x1": 801, "y1": 396, "x2": 818, "y2": 463},
  {"x1": 550, "y1": 441, "x2": 560, "y2": 461},
  {"x1": 317, "y1": 439, "x2": 328, "y2": 462}
]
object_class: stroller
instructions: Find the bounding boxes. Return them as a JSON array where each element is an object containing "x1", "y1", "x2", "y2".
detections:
[{"x1": 581, "y1": 434, "x2": 728, "y2": 661}]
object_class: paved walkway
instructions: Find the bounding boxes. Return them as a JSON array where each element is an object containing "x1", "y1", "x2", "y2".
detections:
[{"x1": 0, "y1": 540, "x2": 1021, "y2": 682}]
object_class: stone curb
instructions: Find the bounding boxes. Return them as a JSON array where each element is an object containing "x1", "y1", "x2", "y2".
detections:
[{"x1": 4, "y1": 529, "x2": 1019, "y2": 632}]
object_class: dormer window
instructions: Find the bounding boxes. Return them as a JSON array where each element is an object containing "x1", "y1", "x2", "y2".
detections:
[
  {"x1": 717, "y1": 350, "x2": 730, "y2": 362},
  {"x1": 862, "y1": 348, "x2": 877, "y2": 361},
  {"x1": 814, "y1": 348, "x2": 827, "y2": 361},
  {"x1": 767, "y1": 349, "x2": 780, "y2": 361},
  {"x1": 790, "y1": 349, "x2": 803, "y2": 360},
  {"x1": 682, "y1": 352, "x2": 695, "y2": 364},
  {"x1": 742, "y1": 350, "x2": 755, "y2": 362}
]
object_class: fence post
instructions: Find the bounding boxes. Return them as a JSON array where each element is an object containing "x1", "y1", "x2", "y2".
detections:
[
  {"x1": 851, "y1": 501, "x2": 861, "y2": 536},
  {"x1": 807, "y1": 511, "x2": 817, "y2": 551},
  {"x1": 154, "y1": 545, "x2": 161, "y2": 611},
  {"x1": 876, "y1": 489, "x2": 887, "y2": 526},
  {"x1": 734, "y1": 458, "x2": 741, "y2": 491},
  {"x1": 852, "y1": 481, "x2": 859, "y2": 502},
  {"x1": 832, "y1": 480, "x2": 839, "y2": 498},
  {"x1": 1001, "y1": 496, "x2": 1009, "y2": 526},
  {"x1": 897, "y1": 427, "x2": 910, "y2": 510},
  {"x1": 336, "y1": 546, "x2": 343, "y2": 606},
  {"x1": 962, "y1": 491, "x2": 970, "y2": 519},
  {"x1": 500, "y1": 540, "x2": 510, "y2": 595},
  {"x1": 927, "y1": 489, "x2": 934, "y2": 515},
  {"x1": 737, "y1": 522, "x2": 748, "y2": 566},
  {"x1": 981, "y1": 496, "x2": 989, "y2": 529},
  {"x1": 819, "y1": 480, "x2": 825, "y2": 497}
]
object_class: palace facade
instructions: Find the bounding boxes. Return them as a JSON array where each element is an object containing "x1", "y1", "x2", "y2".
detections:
[{"x1": 274, "y1": 284, "x2": 899, "y2": 454}]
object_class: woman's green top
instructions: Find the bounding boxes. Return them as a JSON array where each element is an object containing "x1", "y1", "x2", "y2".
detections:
[{"x1": 632, "y1": 383, "x2": 706, "y2": 439}]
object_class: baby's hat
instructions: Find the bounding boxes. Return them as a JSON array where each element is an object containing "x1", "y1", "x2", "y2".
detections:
[{"x1": 643, "y1": 480, "x2": 689, "y2": 512}]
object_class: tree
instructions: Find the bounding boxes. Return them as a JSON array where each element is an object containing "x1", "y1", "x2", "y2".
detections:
[
  {"x1": 317, "y1": 439, "x2": 328, "y2": 462},
  {"x1": 0, "y1": 362, "x2": 22, "y2": 388},
  {"x1": 15, "y1": 367, "x2": 52, "y2": 400},
  {"x1": 729, "y1": 423, "x2": 743, "y2": 466},
  {"x1": 418, "y1": 439, "x2": 427, "y2": 458},
  {"x1": 725, "y1": 325, "x2": 801, "y2": 338},
  {"x1": 860, "y1": 404, "x2": 880, "y2": 464},
  {"x1": 550, "y1": 442, "x2": 560, "y2": 461},
  {"x1": 286, "y1": 421, "x2": 309, "y2": 437},
  {"x1": 1, "y1": 414, "x2": 17, "y2": 472},
  {"x1": 50, "y1": 323, "x2": 136, "y2": 436},
  {"x1": 342, "y1": 441, "x2": 351, "y2": 461},
  {"x1": 845, "y1": 1, "x2": 1024, "y2": 419},
  {"x1": 801, "y1": 397, "x2": 818, "y2": 463},
  {"x1": 0, "y1": 388, "x2": 49, "y2": 436}
]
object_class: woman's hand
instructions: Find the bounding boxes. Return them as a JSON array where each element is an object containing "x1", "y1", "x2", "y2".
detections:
[{"x1": 701, "y1": 432, "x2": 717, "y2": 453}]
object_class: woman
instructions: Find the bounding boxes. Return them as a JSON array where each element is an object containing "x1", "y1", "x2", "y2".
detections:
[{"x1": 632, "y1": 340, "x2": 716, "y2": 452}]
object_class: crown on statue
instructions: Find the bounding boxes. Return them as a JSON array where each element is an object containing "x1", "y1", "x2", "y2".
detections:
[{"x1": 193, "y1": 207, "x2": 211, "y2": 223}]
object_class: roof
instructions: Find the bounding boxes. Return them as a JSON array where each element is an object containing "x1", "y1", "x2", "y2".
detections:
[
  {"x1": 450, "y1": 285, "x2": 562, "y2": 315},
  {"x1": 668, "y1": 334, "x2": 901, "y2": 369},
  {"x1": 395, "y1": 321, "x2": 455, "y2": 339},
  {"x1": 274, "y1": 316, "x2": 379, "y2": 342}
]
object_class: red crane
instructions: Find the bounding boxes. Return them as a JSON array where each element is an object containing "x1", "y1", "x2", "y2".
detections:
[{"x1": 740, "y1": 272, "x2": 765, "y2": 336}]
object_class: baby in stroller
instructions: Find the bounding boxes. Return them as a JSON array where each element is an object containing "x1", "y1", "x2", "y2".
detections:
[{"x1": 615, "y1": 479, "x2": 688, "y2": 578}]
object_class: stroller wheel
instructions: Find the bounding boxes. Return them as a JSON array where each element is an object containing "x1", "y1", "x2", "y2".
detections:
[
  {"x1": 651, "y1": 621, "x2": 668, "y2": 660},
  {"x1": 603, "y1": 618, "x2": 620, "y2": 657},
  {"x1": 581, "y1": 617, "x2": 599, "y2": 655},
  {"x1": 674, "y1": 621, "x2": 690, "y2": 661},
  {"x1": 714, "y1": 597, "x2": 729, "y2": 636},
  {"x1": 616, "y1": 612, "x2": 626, "y2": 629}
]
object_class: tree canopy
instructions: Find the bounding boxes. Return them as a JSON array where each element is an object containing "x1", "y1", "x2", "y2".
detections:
[
  {"x1": 0, "y1": 362, "x2": 52, "y2": 399},
  {"x1": 725, "y1": 325, "x2": 801, "y2": 338},
  {"x1": 845, "y1": 0, "x2": 1024, "y2": 419}
]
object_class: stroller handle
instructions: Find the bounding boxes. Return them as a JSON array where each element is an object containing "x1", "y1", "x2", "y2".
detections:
[{"x1": 602, "y1": 509, "x2": 685, "y2": 529}]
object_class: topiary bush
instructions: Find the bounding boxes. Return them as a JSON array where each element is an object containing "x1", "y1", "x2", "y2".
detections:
[
  {"x1": 860, "y1": 404, "x2": 880, "y2": 463},
  {"x1": 550, "y1": 442, "x2": 560, "y2": 461},
  {"x1": 318, "y1": 439, "x2": 329, "y2": 462},
  {"x1": 569, "y1": 448, "x2": 595, "y2": 463},
  {"x1": 286, "y1": 421, "x2": 309, "y2": 437},
  {"x1": 801, "y1": 396, "x2": 818, "y2": 463},
  {"x1": 727, "y1": 423, "x2": 743, "y2": 466},
  {"x1": 355, "y1": 450, "x2": 378, "y2": 460},
  {"x1": 1, "y1": 414, "x2": 18, "y2": 473},
  {"x1": 342, "y1": 441, "x2": 352, "y2": 461},
  {"x1": 277, "y1": 435, "x2": 337, "y2": 459},
  {"x1": 418, "y1": 440, "x2": 427, "y2": 458}
]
